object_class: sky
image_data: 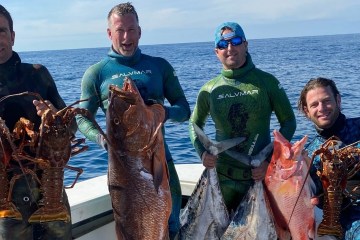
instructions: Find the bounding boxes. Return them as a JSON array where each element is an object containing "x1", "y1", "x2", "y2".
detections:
[{"x1": 2, "y1": 0, "x2": 360, "y2": 52}]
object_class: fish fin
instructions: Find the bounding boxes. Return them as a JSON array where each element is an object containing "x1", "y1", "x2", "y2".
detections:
[
  {"x1": 152, "y1": 150, "x2": 164, "y2": 193},
  {"x1": 213, "y1": 137, "x2": 246, "y2": 153},
  {"x1": 151, "y1": 123, "x2": 166, "y2": 192},
  {"x1": 292, "y1": 135, "x2": 308, "y2": 159},
  {"x1": 252, "y1": 142, "x2": 274, "y2": 167},
  {"x1": 192, "y1": 123, "x2": 217, "y2": 154},
  {"x1": 273, "y1": 130, "x2": 292, "y2": 159},
  {"x1": 193, "y1": 123, "x2": 245, "y2": 155}
]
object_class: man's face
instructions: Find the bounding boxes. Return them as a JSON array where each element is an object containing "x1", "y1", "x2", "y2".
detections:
[
  {"x1": 214, "y1": 29, "x2": 248, "y2": 70},
  {"x1": 0, "y1": 15, "x2": 14, "y2": 64},
  {"x1": 107, "y1": 13, "x2": 141, "y2": 57},
  {"x1": 304, "y1": 85, "x2": 341, "y2": 129}
]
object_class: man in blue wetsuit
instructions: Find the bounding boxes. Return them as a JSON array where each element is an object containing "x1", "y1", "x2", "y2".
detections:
[
  {"x1": 0, "y1": 4, "x2": 75, "y2": 239},
  {"x1": 76, "y1": 2, "x2": 190, "y2": 239},
  {"x1": 298, "y1": 77, "x2": 360, "y2": 239}
]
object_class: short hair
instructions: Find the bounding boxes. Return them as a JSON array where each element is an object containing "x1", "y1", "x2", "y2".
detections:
[
  {"x1": 107, "y1": 2, "x2": 139, "y2": 25},
  {"x1": 0, "y1": 5, "x2": 13, "y2": 32},
  {"x1": 298, "y1": 77, "x2": 340, "y2": 115}
]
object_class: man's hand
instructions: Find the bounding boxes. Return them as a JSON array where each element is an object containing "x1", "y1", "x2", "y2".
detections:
[
  {"x1": 311, "y1": 197, "x2": 319, "y2": 206},
  {"x1": 252, "y1": 160, "x2": 269, "y2": 181},
  {"x1": 96, "y1": 134, "x2": 108, "y2": 151},
  {"x1": 201, "y1": 151, "x2": 217, "y2": 169},
  {"x1": 33, "y1": 100, "x2": 57, "y2": 116}
]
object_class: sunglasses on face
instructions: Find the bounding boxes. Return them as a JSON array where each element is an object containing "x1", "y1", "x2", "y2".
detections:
[{"x1": 217, "y1": 37, "x2": 243, "y2": 50}]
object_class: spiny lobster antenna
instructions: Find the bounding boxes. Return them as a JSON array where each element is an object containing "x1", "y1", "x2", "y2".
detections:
[{"x1": 0, "y1": 91, "x2": 52, "y2": 110}]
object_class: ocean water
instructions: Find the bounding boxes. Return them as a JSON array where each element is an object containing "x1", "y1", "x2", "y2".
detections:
[{"x1": 18, "y1": 33, "x2": 360, "y2": 185}]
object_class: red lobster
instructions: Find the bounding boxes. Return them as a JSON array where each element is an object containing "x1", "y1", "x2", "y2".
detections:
[
  {"x1": 311, "y1": 136, "x2": 360, "y2": 239},
  {"x1": 0, "y1": 92, "x2": 107, "y2": 223}
]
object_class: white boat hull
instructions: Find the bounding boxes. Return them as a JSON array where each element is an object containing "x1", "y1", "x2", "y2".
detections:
[{"x1": 67, "y1": 164, "x2": 205, "y2": 239}]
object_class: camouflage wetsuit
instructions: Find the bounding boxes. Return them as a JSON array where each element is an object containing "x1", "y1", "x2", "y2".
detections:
[
  {"x1": 76, "y1": 47, "x2": 191, "y2": 239},
  {"x1": 0, "y1": 52, "x2": 73, "y2": 239},
  {"x1": 189, "y1": 53, "x2": 296, "y2": 212},
  {"x1": 306, "y1": 113, "x2": 360, "y2": 239}
]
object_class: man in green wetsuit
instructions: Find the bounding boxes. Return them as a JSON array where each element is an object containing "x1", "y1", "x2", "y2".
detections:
[
  {"x1": 189, "y1": 22, "x2": 296, "y2": 213},
  {"x1": 0, "y1": 5, "x2": 74, "y2": 239},
  {"x1": 76, "y1": 3, "x2": 190, "y2": 239}
]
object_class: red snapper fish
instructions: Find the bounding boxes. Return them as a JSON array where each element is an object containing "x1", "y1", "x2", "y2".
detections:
[
  {"x1": 264, "y1": 130, "x2": 315, "y2": 240},
  {"x1": 106, "y1": 77, "x2": 172, "y2": 240}
]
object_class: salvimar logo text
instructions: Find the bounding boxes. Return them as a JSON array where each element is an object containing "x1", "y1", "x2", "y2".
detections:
[
  {"x1": 111, "y1": 70, "x2": 152, "y2": 79},
  {"x1": 217, "y1": 89, "x2": 259, "y2": 99}
]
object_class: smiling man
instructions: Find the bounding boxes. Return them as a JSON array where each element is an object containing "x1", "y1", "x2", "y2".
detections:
[
  {"x1": 299, "y1": 78, "x2": 341, "y2": 130},
  {"x1": 298, "y1": 77, "x2": 360, "y2": 239},
  {"x1": 76, "y1": 2, "x2": 190, "y2": 239},
  {"x1": 0, "y1": 4, "x2": 76, "y2": 239},
  {"x1": 189, "y1": 22, "x2": 296, "y2": 214}
]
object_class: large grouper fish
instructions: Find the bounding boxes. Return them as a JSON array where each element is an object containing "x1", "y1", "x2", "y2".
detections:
[{"x1": 106, "y1": 77, "x2": 172, "y2": 240}]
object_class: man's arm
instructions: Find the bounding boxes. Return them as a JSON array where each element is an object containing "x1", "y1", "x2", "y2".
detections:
[
  {"x1": 163, "y1": 61, "x2": 191, "y2": 123},
  {"x1": 76, "y1": 66, "x2": 102, "y2": 143},
  {"x1": 189, "y1": 88, "x2": 211, "y2": 158},
  {"x1": 270, "y1": 79, "x2": 296, "y2": 141}
]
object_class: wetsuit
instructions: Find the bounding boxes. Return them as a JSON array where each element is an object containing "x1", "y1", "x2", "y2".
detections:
[
  {"x1": 189, "y1": 53, "x2": 296, "y2": 212},
  {"x1": 76, "y1": 47, "x2": 191, "y2": 239},
  {"x1": 306, "y1": 113, "x2": 360, "y2": 239},
  {"x1": 0, "y1": 52, "x2": 73, "y2": 239}
]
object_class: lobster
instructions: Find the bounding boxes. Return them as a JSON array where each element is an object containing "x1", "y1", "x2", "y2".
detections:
[
  {"x1": 0, "y1": 118, "x2": 22, "y2": 219},
  {"x1": 311, "y1": 136, "x2": 360, "y2": 239},
  {"x1": 0, "y1": 91, "x2": 107, "y2": 223}
]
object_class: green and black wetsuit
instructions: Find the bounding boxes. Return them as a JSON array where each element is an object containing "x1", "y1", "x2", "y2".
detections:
[
  {"x1": 0, "y1": 52, "x2": 73, "y2": 240},
  {"x1": 189, "y1": 53, "x2": 296, "y2": 212}
]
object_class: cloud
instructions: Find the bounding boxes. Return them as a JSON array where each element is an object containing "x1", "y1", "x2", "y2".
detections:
[{"x1": 3, "y1": 0, "x2": 359, "y2": 51}]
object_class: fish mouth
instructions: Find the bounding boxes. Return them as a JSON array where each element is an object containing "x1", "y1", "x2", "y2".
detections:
[{"x1": 109, "y1": 83, "x2": 137, "y2": 105}]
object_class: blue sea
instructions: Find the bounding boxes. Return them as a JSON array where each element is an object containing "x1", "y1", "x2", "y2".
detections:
[{"x1": 18, "y1": 33, "x2": 360, "y2": 185}]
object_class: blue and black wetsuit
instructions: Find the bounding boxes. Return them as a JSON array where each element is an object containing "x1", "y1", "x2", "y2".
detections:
[
  {"x1": 76, "y1": 47, "x2": 191, "y2": 238},
  {"x1": 306, "y1": 112, "x2": 360, "y2": 239},
  {"x1": 0, "y1": 52, "x2": 73, "y2": 240}
]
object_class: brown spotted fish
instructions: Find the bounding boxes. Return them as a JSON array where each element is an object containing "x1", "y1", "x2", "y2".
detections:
[{"x1": 106, "y1": 77, "x2": 171, "y2": 240}]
